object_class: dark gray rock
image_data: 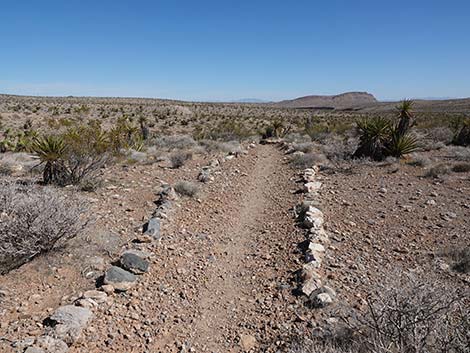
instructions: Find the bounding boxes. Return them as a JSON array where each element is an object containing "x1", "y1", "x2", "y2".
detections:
[
  {"x1": 143, "y1": 217, "x2": 161, "y2": 240},
  {"x1": 120, "y1": 252, "x2": 149, "y2": 274},
  {"x1": 103, "y1": 266, "x2": 137, "y2": 291}
]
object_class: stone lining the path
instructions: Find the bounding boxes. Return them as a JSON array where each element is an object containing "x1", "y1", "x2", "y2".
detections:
[{"x1": 297, "y1": 166, "x2": 337, "y2": 308}]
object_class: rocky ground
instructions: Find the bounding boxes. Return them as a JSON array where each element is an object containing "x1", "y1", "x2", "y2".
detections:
[
  {"x1": 320, "y1": 156, "x2": 470, "y2": 297},
  {"x1": 1, "y1": 144, "x2": 469, "y2": 353}
]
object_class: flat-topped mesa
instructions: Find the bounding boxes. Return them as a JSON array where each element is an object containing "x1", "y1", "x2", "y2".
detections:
[{"x1": 275, "y1": 91, "x2": 377, "y2": 109}]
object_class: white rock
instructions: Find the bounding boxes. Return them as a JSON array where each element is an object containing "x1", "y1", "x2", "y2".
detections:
[
  {"x1": 308, "y1": 242, "x2": 325, "y2": 253},
  {"x1": 304, "y1": 181, "x2": 322, "y2": 193},
  {"x1": 311, "y1": 293, "x2": 333, "y2": 308},
  {"x1": 301, "y1": 277, "x2": 322, "y2": 297}
]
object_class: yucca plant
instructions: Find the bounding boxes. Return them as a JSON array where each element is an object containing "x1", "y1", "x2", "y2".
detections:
[
  {"x1": 32, "y1": 135, "x2": 68, "y2": 185},
  {"x1": 353, "y1": 100, "x2": 420, "y2": 160},
  {"x1": 395, "y1": 99, "x2": 415, "y2": 138},
  {"x1": 452, "y1": 118, "x2": 470, "y2": 146},
  {"x1": 386, "y1": 132, "x2": 420, "y2": 158},
  {"x1": 353, "y1": 117, "x2": 392, "y2": 160}
]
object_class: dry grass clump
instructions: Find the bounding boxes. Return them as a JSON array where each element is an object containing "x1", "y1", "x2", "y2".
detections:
[
  {"x1": 0, "y1": 181, "x2": 88, "y2": 274},
  {"x1": 170, "y1": 151, "x2": 193, "y2": 168},
  {"x1": 290, "y1": 153, "x2": 328, "y2": 169},
  {"x1": 425, "y1": 163, "x2": 451, "y2": 178},
  {"x1": 0, "y1": 152, "x2": 38, "y2": 175},
  {"x1": 451, "y1": 162, "x2": 470, "y2": 173},
  {"x1": 174, "y1": 181, "x2": 199, "y2": 197}
]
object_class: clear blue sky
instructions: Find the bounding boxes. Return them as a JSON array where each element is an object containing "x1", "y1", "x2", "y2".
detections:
[{"x1": 1, "y1": 0, "x2": 469, "y2": 101}]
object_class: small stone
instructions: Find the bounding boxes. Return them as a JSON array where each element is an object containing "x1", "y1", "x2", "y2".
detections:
[
  {"x1": 101, "y1": 285, "x2": 115, "y2": 295},
  {"x1": 35, "y1": 336, "x2": 68, "y2": 353},
  {"x1": 25, "y1": 347, "x2": 45, "y2": 353},
  {"x1": 12, "y1": 337, "x2": 35, "y2": 349},
  {"x1": 120, "y1": 253, "x2": 150, "y2": 274},
  {"x1": 239, "y1": 334, "x2": 257, "y2": 351},
  {"x1": 75, "y1": 298, "x2": 98, "y2": 309},
  {"x1": 48, "y1": 305, "x2": 93, "y2": 345},
  {"x1": 83, "y1": 290, "x2": 108, "y2": 303},
  {"x1": 103, "y1": 266, "x2": 137, "y2": 292},
  {"x1": 308, "y1": 242, "x2": 325, "y2": 253},
  {"x1": 310, "y1": 293, "x2": 333, "y2": 308},
  {"x1": 143, "y1": 217, "x2": 161, "y2": 240}
]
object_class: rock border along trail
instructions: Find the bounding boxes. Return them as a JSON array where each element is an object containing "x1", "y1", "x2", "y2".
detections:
[{"x1": 61, "y1": 144, "x2": 305, "y2": 353}]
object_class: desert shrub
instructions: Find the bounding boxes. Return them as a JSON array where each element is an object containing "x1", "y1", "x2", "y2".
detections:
[
  {"x1": 170, "y1": 151, "x2": 192, "y2": 168},
  {"x1": 261, "y1": 119, "x2": 291, "y2": 139},
  {"x1": 108, "y1": 117, "x2": 144, "y2": 152},
  {"x1": 348, "y1": 272, "x2": 469, "y2": 353},
  {"x1": 425, "y1": 127, "x2": 454, "y2": 145},
  {"x1": 425, "y1": 163, "x2": 451, "y2": 178},
  {"x1": 291, "y1": 142, "x2": 316, "y2": 153},
  {"x1": 295, "y1": 271, "x2": 469, "y2": 353},
  {"x1": 451, "y1": 162, "x2": 470, "y2": 173},
  {"x1": 287, "y1": 341, "x2": 350, "y2": 353},
  {"x1": 290, "y1": 153, "x2": 327, "y2": 169},
  {"x1": 284, "y1": 133, "x2": 312, "y2": 144},
  {"x1": 199, "y1": 140, "x2": 243, "y2": 155},
  {"x1": 444, "y1": 146, "x2": 470, "y2": 161},
  {"x1": 320, "y1": 135, "x2": 357, "y2": 160},
  {"x1": 452, "y1": 119, "x2": 470, "y2": 146},
  {"x1": 174, "y1": 181, "x2": 199, "y2": 197},
  {"x1": 154, "y1": 134, "x2": 196, "y2": 150},
  {"x1": 0, "y1": 181, "x2": 88, "y2": 274},
  {"x1": 442, "y1": 247, "x2": 470, "y2": 273},
  {"x1": 406, "y1": 153, "x2": 432, "y2": 167},
  {"x1": 33, "y1": 122, "x2": 110, "y2": 186},
  {"x1": 195, "y1": 120, "x2": 254, "y2": 141}
]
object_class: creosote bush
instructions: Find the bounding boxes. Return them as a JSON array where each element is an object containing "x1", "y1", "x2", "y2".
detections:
[
  {"x1": 291, "y1": 271, "x2": 469, "y2": 353},
  {"x1": 0, "y1": 181, "x2": 88, "y2": 274}
]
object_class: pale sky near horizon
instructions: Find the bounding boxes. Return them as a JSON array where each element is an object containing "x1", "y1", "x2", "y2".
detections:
[{"x1": 1, "y1": 0, "x2": 469, "y2": 101}]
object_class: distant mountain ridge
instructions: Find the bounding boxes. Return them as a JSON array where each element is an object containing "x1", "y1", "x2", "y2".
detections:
[{"x1": 275, "y1": 91, "x2": 377, "y2": 109}]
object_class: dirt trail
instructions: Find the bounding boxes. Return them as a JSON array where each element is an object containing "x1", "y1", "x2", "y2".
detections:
[
  {"x1": 71, "y1": 145, "x2": 303, "y2": 353},
  {"x1": 193, "y1": 146, "x2": 287, "y2": 351}
]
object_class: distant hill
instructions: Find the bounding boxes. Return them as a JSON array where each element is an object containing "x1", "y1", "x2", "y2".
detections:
[
  {"x1": 231, "y1": 98, "x2": 268, "y2": 103},
  {"x1": 275, "y1": 92, "x2": 377, "y2": 109}
]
